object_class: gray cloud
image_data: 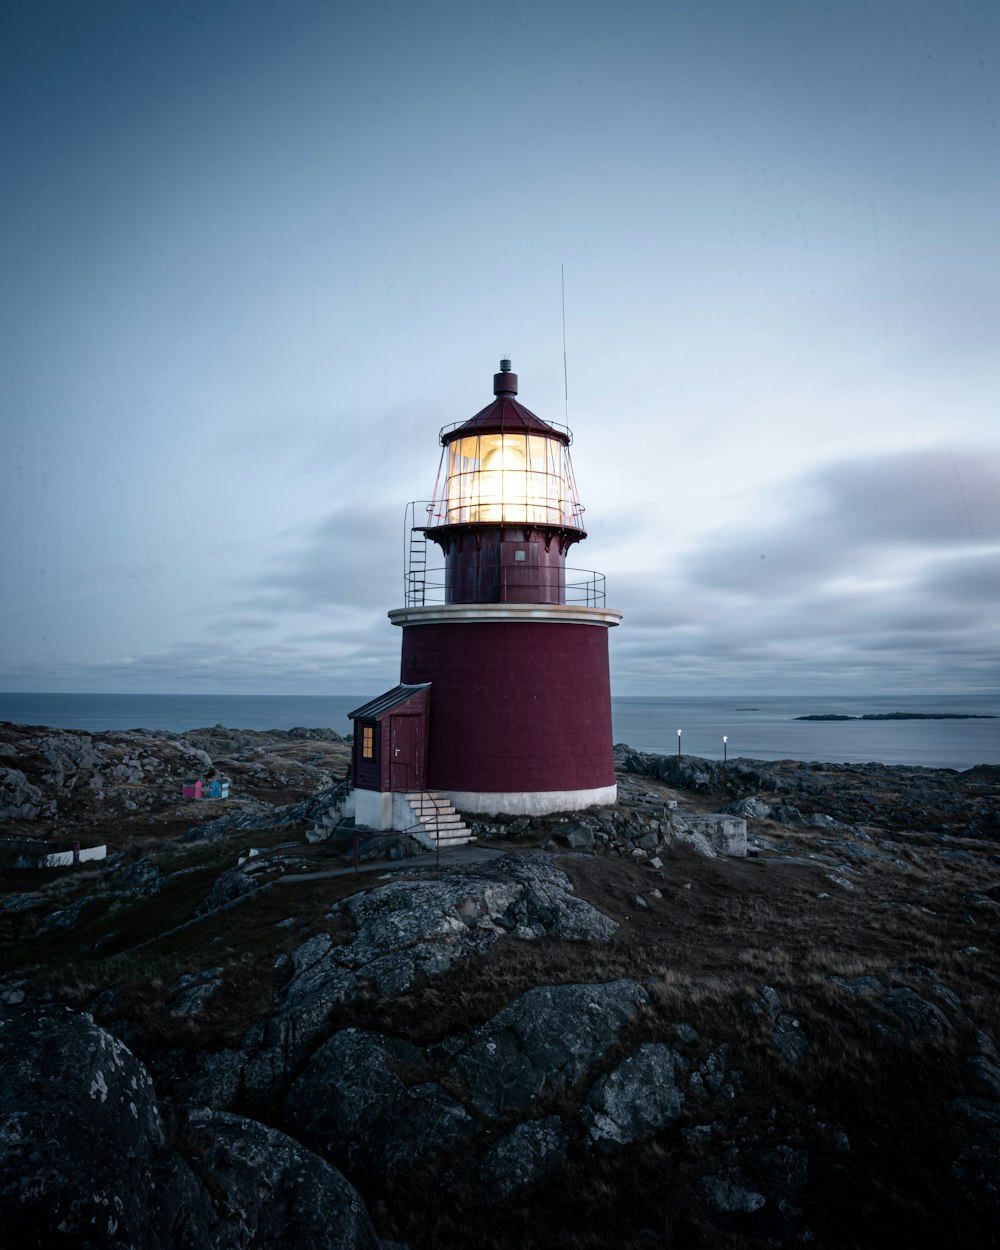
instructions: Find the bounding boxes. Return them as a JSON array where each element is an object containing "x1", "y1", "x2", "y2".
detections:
[
  {"x1": 920, "y1": 551, "x2": 1000, "y2": 602},
  {"x1": 683, "y1": 448, "x2": 1000, "y2": 596},
  {"x1": 606, "y1": 447, "x2": 1000, "y2": 692},
  {"x1": 240, "y1": 505, "x2": 403, "y2": 614}
]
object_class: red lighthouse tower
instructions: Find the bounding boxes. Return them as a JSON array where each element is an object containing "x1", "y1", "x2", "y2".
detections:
[{"x1": 349, "y1": 360, "x2": 621, "y2": 836}]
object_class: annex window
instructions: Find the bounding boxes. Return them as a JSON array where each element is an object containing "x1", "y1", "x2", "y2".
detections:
[{"x1": 362, "y1": 726, "x2": 374, "y2": 759}]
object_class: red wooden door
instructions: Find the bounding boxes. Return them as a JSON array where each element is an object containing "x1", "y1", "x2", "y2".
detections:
[{"x1": 389, "y1": 715, "x2": 421, "y2": 791}]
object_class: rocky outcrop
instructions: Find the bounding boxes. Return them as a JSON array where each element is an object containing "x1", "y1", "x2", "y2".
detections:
[
  {"x1": 615, "y1": 747, "x2": 1000, "y2": 843},
  {"x1": 581, "y1": 1042, "x2": 685, "y2": 1147},
  {"x1": 0, "y1": 1004, "x2": 395, "y2": 1250},
  {"x1": 284, "y1": 1028, "x2": 474, "y2": 1174},
  {"x1": 0, "y1": 1003, "x2": 167, "y2": 1247},
  {"x1": 4, "y1": 732, "x2": 1000, "y2": 1250},
  {"x1": 284, "y1": 980, "x2": 649, "y2": 1175},
  {"x1": 245, "y1": 854, "x2": 618, "y2": 1082},
  {"x1": 0, "y1": 766, "x2": 48, "y2": 820},
  {"x1": 0, "y1": 721, "x2": 350, "y2": 838},
  {"x1": 437, "y1": 979, "x2": 649, "y2": 1117},
  {"x1": 477, "y1": 1117, "x2": 568, "y2": 1194},
  {"x1": 177, "y1": 1107, "x2": 388, "y2": 1250},
  {"x1": 475, "y1": 790, "x2": 747, "y2": 861}
]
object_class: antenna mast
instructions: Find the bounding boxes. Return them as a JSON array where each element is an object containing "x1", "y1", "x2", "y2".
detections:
[{"x1": 561, "y1": 264, "x2": 569, "y2": 424}]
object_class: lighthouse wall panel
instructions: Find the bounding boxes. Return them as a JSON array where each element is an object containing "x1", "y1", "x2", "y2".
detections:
[
  {"x1": 400, "y1": 620, "x2": 614, "y2": 795},
  {"x1": 442, "y1": 528, "x2": 569, "y2": 604}
]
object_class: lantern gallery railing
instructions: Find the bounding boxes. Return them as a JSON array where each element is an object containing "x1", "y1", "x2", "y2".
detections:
[{"x1": 404, "y1": 565, "x2": 606, "y2": 609}]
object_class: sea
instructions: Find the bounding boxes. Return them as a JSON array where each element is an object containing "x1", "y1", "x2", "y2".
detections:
[{"x1": 1, "y1": 691, "x2": 997, "y2": 772}]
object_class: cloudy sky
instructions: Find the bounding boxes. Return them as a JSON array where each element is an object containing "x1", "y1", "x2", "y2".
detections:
[{"x1": 2, "y1": 0, "x2": 998, "y2": 698}]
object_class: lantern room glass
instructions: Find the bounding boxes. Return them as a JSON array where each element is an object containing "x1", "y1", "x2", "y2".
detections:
[{"x1": 434, "y1": 432, "x2": 583, "y2": 528}]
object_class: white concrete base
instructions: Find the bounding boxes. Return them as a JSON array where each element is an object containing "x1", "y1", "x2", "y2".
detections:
[
  {"x1": 446, "y1": 783, "x2": 617, "y2": 817},
  {"x1": 353, "y1": 787, "x2": 393, "y2": 831},
  {"x1": 352, "y1": 788, "x2": 441, "y2": 833}
]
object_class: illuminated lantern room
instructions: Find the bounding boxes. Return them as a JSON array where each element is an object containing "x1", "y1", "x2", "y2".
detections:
[{"x1": 423, "y1": 359, "x2": 587, "y2": 605}]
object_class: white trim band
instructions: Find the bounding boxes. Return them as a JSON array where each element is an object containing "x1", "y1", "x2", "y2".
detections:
[
  {"x1": 446, "y1": 784, "x2": 617, "y2": 817},
  {"x1": 389, "y1": 604, "x2": 622, "y2": 628}
]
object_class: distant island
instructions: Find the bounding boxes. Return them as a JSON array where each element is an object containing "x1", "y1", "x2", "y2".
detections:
[{"x1": 795, "y1": 712, "x2": 997, "y2": 721}]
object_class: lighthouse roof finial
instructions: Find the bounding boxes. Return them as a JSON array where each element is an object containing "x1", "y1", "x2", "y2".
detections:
[{"x1": 494, "y1": 358, "x2": 517, "y2": 396}]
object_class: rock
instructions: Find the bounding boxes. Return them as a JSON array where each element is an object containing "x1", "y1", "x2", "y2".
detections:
[
  {"x1": 725, "y1": 797, "x2": 773, "y2": 820},
  {"x1": 441, "y1": 980, "x2": 650, "y2": 1118},
  {"x1": 179, "y1": 1107, "x2": 387, "y2": 1250},
  {"x1": 266, "y1": 855, "x2": 617, "y2": 1069},
  {"x1": 0, "y1": 1004, "x2": 394, "y2": 1250},
  {"x1": 184, "y1": 801, "x2": 275, "y2": 843},
  {"x1": 670, "y1": 822, "x2": 717, "y2": 858},
  {"x1": 653, "y1": 756, "x2": 720, "y2": 792},
  {"x1": 168, "y1": 968, "x2": 225, "y2": 1016},
  {"x1": 675, "y1": 814, "x2": 747, "y2": 856},
  {"x1": 552, "y1": 821, "x2": 595, "y2": 849},
  {"x1": 0, "y1": 767, "x2": 44, "y2": 820},
  {"x1": 749, "y1": 987, "x2": 809, "y2": 1066},
  {"x1": 284, "y1": 1028, "x2": 473, "y2": 1175},
  {"x1": 697, "y1": 1169, "x2": 767, "y2": 1214},
  {"x1": 831, "y1": 975, "x2": 887, "y2": 996},
  {"x1": 0, "y1": 722, "x2": 350, "y2": 837},
  {"x1": 287, "y1": 979, "x2": 648, "y2": 1180},
  {"x1": 478, "y1": 1116, "x2": 568, "y2": 1195},
  {"x1": 582, "y1": 1043, "x2": 685, "y2": 1147},
  {"x1": 749, "y1": 1142, "x2": 809, "y2": 1197},
  {"x1": 966, "y1": 1055, "x2": 1000, "y2": 1099},
  {"x1": 949, "y1": 1096, "x2": 1000, "y2": 1213},
  {"x1": 0, "y1": 1003, "x2": 165, "y2": 1247},
  {"x1": 672, "y1": 1022, "x2": 699, "y2": 1046},
  {"x1": 877, "y1": 987, "x2": 954, "y2": 1040},
  {"x1": 118, "y1": 858, "x2": 163, "y2": 895},
  {"x1": 804, "y1": 812, "x2": 842, "y2": 829},
  {"x1": 153, "y1": 1046, "x2": 248, "y2": 1110},
  {"x1": 34, "y1": 896, "x2": 93, "y2": 936}
]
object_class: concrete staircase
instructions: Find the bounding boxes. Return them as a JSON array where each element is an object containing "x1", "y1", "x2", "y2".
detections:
[{"x1": 402, "y1": 791, "x2": 473, "y2": 850}]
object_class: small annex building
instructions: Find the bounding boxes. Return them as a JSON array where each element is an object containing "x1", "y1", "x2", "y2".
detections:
[{"x1": 348, "y1": 683, "x2": 430, "y2": 830}]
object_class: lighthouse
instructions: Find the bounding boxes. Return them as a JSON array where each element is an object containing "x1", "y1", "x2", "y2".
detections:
[{"x1": 349, "y1": 360, "x2": 621, "y2": 840}]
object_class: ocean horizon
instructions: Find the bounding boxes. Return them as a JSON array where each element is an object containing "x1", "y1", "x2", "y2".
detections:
[{"x1": 1, "y1": 691, "x2": 997, "y2": 772}]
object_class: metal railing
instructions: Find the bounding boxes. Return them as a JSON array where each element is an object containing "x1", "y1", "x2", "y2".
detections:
[
  {"x1": 400, "y1": 790, "x2": 451, "y2": 866},
  {"x1": 404, "y1": 564, "x2": 606, "y2": 608},
  {"x1": 402, "y1": 502, "x2": 606, "y2": 608}
]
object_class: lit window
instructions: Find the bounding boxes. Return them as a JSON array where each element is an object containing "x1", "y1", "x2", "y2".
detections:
[
  {"x1": 441, "y1": 432, "x2": 580, "y2": 527},
  {"x1": 362, "y1": 726, "x2": 374, "y2": 759}
]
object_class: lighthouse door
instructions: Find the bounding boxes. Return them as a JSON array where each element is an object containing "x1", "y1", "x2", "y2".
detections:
[{"x1": 389, "y1": 715, "x2": 422, "y2": 792}]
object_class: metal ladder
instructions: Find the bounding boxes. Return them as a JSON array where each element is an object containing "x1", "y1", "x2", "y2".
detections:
[{"x1": 405, "y1": 512, "x2": 428, "y2": 607}]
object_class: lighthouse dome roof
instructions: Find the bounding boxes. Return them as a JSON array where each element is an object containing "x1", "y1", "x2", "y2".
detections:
[{"x1": 439, "y1": 361, "x2": 572, "y2": 447}]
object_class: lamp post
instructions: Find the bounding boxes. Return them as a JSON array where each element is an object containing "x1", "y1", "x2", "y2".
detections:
[
  {"x1": 677, "y1": 729, "x2": 682, "y2": 757},
  {"x1": 723, "y1": 735, "x2": 728, "y2": 764}
]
